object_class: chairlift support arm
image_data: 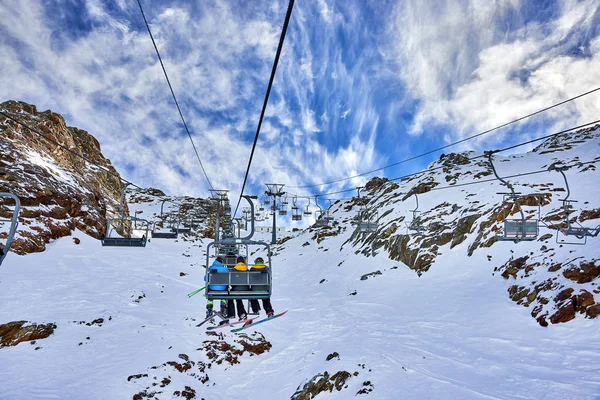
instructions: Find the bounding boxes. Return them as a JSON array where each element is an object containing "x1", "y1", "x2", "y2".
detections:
[
  {"x1": 485, "y1": 151, "x2": 528, "y2": 232},
  {"x1": 0, "y1": 193, "x2": 20, "y2": 266}
]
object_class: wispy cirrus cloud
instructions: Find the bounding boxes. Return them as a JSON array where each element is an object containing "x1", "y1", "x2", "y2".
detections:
[{"x1": 387, "y1": 0, "x2": 600, "y2": 147}]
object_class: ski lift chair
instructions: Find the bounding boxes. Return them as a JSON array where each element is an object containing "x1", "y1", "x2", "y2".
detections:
[
  {"x1": 175, "y1": 224, "x2": 192, "y2": 234},
  {"x1": 170, "y1": 214, "x2": 191, "y2": 233},
  {"x1": 102, "y1": 216, "x2": 150, "y2": 247},
  {"x1": 100, "y1": 183, "x2": 149, "y2": 247},
  {"x1": 486, "y1": 151, "x2": 540, "y2": 242},
  {"x1": 304, "y1": 198, "x2": 312, "y2": 216},
  {"x1": 549, "y1": 165, "x2": 600, "y2": 245},
  {"x1": 314, "y1": 211, "x2": 331, "y2": 227},
  {"x1": 292, "y1": 207, "x2": 302, "y2": 221},
  {"x1": 205, "y1": 240, "x2": 272, "y2": 300},
  {"x1": 405, "y1": 193, "x2": 427, "y2": 233},
  {"x1": 324, "y1": 199, "x2": 334, "y2": 223},
  {"x1": 218, "y1": 244, "x2": 248, "y2": 268},
  {"x1": 316, "y1": 210, "x2": 334, "y2": 226},
  {"x1": 0, "y1": 193, "x2": 21, "y2": 266},
  {"x1": 279, "y1": 203, "x2": 287, "y2": 216},
  {"x1": 356, "y1": 209, "x2": 378, "y2": 234},
  {"x1": 291, "y1": 197, "x2": 303, "y2": 221},
  {"x1": 498, "y1": 193, "x2": 541, "y2": 241},
  {"x1": 151, "y1": 221, "x2": 178, "y2": 239}
]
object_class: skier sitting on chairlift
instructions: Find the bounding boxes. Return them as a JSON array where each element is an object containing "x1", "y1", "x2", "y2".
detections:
[
  {"x1": 249, "y1": 257, "x2": 275, "y2": 318},
  {"x1": 232, "y1": 256, "x2": 250, "y2": 321},
  {"x1": 204, "y1": 256, "x2": 228, "y2": 319}
]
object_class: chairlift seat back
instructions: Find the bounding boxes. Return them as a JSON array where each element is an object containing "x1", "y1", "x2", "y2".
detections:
[
  {"x1": 151, "y1": 231, "x2": 178, "y2": 239},
  {"x1": 358, "y1": 222, "x2": 378, "y2": 233},
  {"x1": 224, "y1": 255, "x2": 238, "y2": 267},
  {"x1": 206, "y1": 271, "x2": 271, "y2": 300},
  {"x1": 102, "y1": 237, "x2": 147, "y2": 247},
  {"x1": 502, "y1": 219, "x2": 538, "y2": 240}
]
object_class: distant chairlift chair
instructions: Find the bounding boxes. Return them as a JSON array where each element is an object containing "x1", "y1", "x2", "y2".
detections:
[
  {"x1": 486, "y1": 151, "x2": 539, "y2": 242},
  {"x1": 173, "y1": 208, "x2": 191, "y2": 234},
  {"x1": 549, "y1": 165, "x2": 600, "y2": 245},
  {"x1": 304, "y1": 197, "x2": 312, "y2": 216},
  {"x1": 406, "y1": 193, "x2": 427, "y2": 233},
  {"x1": 357, "y1": 210, "x2": 378, "y2": 233},
  {"x1": 0, "y1": 192, "x2": 21, "y2": 266},
  {"x1": 151, "y1": 221, "x2": 178, "y2": 239},
  {"x1": 278, "y1": 201, "x2": 288, "y2": 216},
  {"x1": 152, "y1": 200, "x2": 178, "y2": 239},
  {"x1": 314, "y1": 195, "x2": 329, "y2": 227},
  {"x1": 354, "y1": 187, "x2": 378, "y2": 234},
  {"x1": 324, "y1": 199, "x2": 335, "y2": 223},
  {"x1": 291, "y1": 197, "x2": 302, "y2": 221},
  {"x1": 101, "y1": 184, "x2": 150, "y2": 247}
]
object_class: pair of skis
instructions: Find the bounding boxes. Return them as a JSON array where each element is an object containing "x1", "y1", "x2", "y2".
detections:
[
  {"x1": 197, "y1": 310, "x2": 287, "y2": 332},
  {"x1": 230, "y1": 310, "x2": 287, "y2": 333}
]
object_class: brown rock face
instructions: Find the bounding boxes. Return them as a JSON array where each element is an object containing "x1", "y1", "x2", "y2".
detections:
[
  {"x1": 364, "y1": 177, "x2": 388, "y2": 192},
  {"x1": 549, "y1": 302, "x2": 576, "y2": 324},
  {"x1": 579, "y1": 208, "x2": 600, "y2": 222},
  {"x1": 563, "y1": 262, "x2": 600, "y2": 284},
  {"x1": 0, "y1": 100, "x2": 127, "y2": 254},
  {"x1": 291, "y1": 371, "x2": 352, "y2": 400},
  {"x1": 574, "y1": 291, "x2": 595, "y2": 313},
  {"x1": 587, "y1": 304, "x2": 600, "y2": 319},
  {"x1": 0, "y1": 321, "x2": 56, "y2": 347}
]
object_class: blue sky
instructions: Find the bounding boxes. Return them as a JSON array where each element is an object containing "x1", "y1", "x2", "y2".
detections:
[{"x1": 1, "y1": 0, "x2": 599, "y2": 214}]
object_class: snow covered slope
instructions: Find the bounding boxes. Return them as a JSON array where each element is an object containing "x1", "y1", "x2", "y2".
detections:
[{"x1": 1, "y1": 125, "x2": 599, "y2": 399}]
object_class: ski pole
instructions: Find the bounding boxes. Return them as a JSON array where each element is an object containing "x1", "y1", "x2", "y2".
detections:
[{"x1": 187, "y1": 286, "x2": 205, "y2": 298}]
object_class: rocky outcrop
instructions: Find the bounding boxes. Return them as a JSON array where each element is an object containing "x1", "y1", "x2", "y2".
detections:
[
  {"x1": 291, "y1": 371, "x2": 353, "y2": 400},
  {"x1": 0, "y1": 100, "x2": 127, "y2": 253},
  {"x1": 499, "y1": 256, "x2": 600, "y2": 326},
  {"x1": 0, "y1": 320, "x2": 56, "y2": 348}
]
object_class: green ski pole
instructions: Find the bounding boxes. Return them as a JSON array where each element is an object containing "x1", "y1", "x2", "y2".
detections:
[{"x1": 187, "y1": 286, "x2": 205, "y2": 298}]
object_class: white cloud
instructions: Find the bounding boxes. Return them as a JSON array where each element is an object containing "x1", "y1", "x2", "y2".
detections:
[{"x1": 387, "y1": 0, "x2": 600, "y2": 145}]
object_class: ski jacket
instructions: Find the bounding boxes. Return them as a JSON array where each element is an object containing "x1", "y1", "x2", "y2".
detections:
[
  {"x1": 251, "y1": 260, "x2": 267, "y2": 269},
  {"x1": 205, "y1": 260, "x2": 228, "y2": 290},
  {"x1": 234, "y1": 262, "x2": 248, "y2": 271}
]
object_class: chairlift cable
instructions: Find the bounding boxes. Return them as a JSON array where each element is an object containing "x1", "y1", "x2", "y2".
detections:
[
  {"x1": 136, "y1": 0, "x2": 214, "y2": 192},
  {"x1": 287, "y1": 120, "x2": 600, "y2": 198},
  {"x1": 287, "y1": 87, "x2": 600, "y2": 189},
  {"x1": 321, "y1": 159, "x2": 598, "y2": 203},
  {"x1": 0, "y1": 110, "x2": 143, "y2": 190},
  {"x1": 233, "y1": 0, "x2": 295, "y2": 217},
  {"x1": 386, "y1": 120, "x2": 600, "y2": 183}
]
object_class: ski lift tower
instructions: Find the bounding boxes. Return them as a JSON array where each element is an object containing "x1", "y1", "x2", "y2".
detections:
[
  {"x1": 242, "y1": 207, "x2": 251, "y2": 230},
  {"x1": 265, "y1": 183, "x2": 285, "y2": 244},
  {"x1": 210, "y1": 189, "x2": 229, "y2": 242}
]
